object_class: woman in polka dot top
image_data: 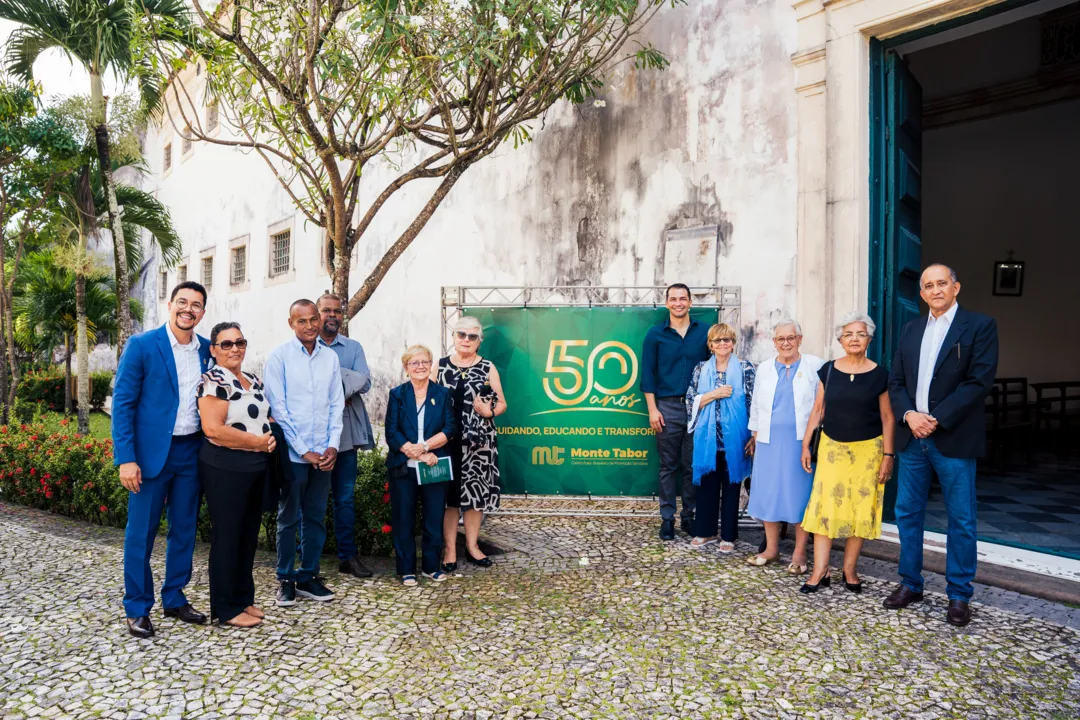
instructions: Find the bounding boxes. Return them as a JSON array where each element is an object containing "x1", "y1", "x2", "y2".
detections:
[{"x1": 196, "y1": 321, "x2": 276, "y2": 628}]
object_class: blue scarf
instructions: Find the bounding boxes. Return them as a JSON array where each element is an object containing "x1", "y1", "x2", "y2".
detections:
[{"x1": 691, "y1": 358, "x2": 752, "y2": 486}]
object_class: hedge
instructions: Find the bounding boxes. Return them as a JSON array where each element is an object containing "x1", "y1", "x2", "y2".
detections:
[
  {"x1": 0, "y1": 410, "x2": 395, "y2": 558},
  {"x1": 17, "y1": 368, "x2": 113, "y2": 412}
]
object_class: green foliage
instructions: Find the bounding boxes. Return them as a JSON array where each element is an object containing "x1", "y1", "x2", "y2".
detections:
[
  {"x1": 0, "y1": 414, "x2": 395, "y2": 557},
  {"x1": 17, "y1": 367, "x2": 112, "y2": 410}
]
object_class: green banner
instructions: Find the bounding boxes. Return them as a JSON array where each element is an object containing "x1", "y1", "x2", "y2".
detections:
[{"x1": 467, "y1": 306, "x2": 717, "y2": 496}]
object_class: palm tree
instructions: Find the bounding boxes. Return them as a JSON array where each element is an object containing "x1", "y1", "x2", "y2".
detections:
[
  {"x1": 0, "y1": 0, "x2": 192, "y2": 353},
  {"x1": 12, "y1": 249, "x2": 140, "y2": 412}
]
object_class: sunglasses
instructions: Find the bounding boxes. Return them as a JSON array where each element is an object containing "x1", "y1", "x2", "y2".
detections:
[
  {"x1": 455, "y1": 331, "x2": 481, "y2": 342},
  {"x1": 213, "y1": 339, "x2": 248, "y2": 350}
]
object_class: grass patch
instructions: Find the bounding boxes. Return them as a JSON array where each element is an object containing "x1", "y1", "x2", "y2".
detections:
[{"x1": 39, "y1": 411, "x2": 112, "y2": 439}]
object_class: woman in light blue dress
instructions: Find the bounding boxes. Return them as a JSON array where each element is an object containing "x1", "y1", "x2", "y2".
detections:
[{"x1": 746, "y1": 321, "x2": 824, "y2": 574}]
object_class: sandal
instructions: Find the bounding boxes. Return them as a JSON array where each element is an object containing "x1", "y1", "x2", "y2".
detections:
[
  {"x1": 690, "y1": 537, "x2": 717, "y2": 549},
  {"x1": 401, "y1": 575, "x2": 418, "y2": 587},
  {"x1": 746, "y1": 554, "x2": 778, "y2": 567},
  {"x1": 787, "y1": 562, "x2": 808, "y2": 576},
  {"x1": 718, "y1": 541, "x2": 735, "y2": 554}
]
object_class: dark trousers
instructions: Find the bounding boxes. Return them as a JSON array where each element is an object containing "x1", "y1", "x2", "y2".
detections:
[
  {"x1": 389, "y1": 466, "x2": 448, "y2": 576},
  {"x1": 201, "y1": 460, "x2": 264, "y2": 622},
  {"x1": 693, "y1": 451, "x2": 740, "y2": 541},
  {"x1": 656, "y1": 397, "x2": 696, "y2": 522},
  {"x1": 276, "y1": 462, "x2": 331, "y2": 583},
  {"x1": 122, "y1": 433, "x2": 202, "y2": 618},
  {"x1": 330, "y1": 449, "x2": 359, "y2": 561}
]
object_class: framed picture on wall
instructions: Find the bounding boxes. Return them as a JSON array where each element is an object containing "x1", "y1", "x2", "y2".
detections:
[{"x1": 993, "y1": 260, "x2": 1024, "y2": 297}]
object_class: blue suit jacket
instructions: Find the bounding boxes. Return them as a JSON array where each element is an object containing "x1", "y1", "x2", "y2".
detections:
[
  {"x1": 888, "y1": 306, "x2": 998, "y2": 458},
  {"x1": 112, "y1": 325, "x2": 212, "y2": 478},
  {"x1": 384, "y1": 382, "x2": 457, "y2": 470}
]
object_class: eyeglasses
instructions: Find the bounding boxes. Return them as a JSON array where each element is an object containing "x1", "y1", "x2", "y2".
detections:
[
  {"x1": 773, "y1": 335, "x2": 800, "y2": 345},
  {"x1": 840, "y1": 332, "x2": 870, "y2": 340},
  {"x1": 711, "y1": 338, "x2": 734, "y2": 344},
  {"x1": 455, "y1": 331, "x2": 481, "y2": 342},
  {"x1": 213, "y1": 339, "x2": 248, "y2": 350},
  {"x1": 173, "y1": 298, "x2": 204, "y2": 312},
  {"x1": 407, "y1": 359, "x2": 432, "y2": 368}
]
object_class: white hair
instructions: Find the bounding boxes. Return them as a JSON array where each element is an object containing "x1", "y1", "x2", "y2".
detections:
[
  {"x1": 772, "y1": 319, "x2": 802, "y2": 336},
  {"x1": 453, "y1": 315, "x2": 484, "y2": 340},
  {"x1": 834, "y1": 312, "x2": 877, "y2": 340}
]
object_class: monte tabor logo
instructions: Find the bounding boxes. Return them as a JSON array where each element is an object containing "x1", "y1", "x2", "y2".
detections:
[
  {"x1": 536, "y1": 340, "x2": 645, "y2": 416},
  {"x1": 531, "y1": 446, "x2": 565, "y2": 465}
]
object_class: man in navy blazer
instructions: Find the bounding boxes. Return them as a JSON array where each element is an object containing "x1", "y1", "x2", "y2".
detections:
[
  {"x1": 884, "y1": 264, "x2": 998, "y2": 627},
  {"x1": 112, "y1": 282, "x2": 212, "y2": 638}
]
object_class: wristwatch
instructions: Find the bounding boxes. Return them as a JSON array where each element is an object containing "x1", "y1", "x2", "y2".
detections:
[{"x1": 422, "y1": 441, "x2": 430, "y2": 453}]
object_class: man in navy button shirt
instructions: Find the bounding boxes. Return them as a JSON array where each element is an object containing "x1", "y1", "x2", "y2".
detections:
[{"x1": 641, "y1": 283, "x2": 710, "y2": 540}]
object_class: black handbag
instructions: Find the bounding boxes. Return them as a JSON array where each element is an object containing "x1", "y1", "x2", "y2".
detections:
[{"x1": 808, "y1": 362, "x2": 833, "y2": 463}]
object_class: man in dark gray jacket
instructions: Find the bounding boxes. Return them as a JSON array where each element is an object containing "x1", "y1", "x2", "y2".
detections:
[{"x1": 317, "y1": 293, "x2": 376, "y2": 578}]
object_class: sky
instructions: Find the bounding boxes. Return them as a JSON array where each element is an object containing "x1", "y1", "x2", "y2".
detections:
[{"x1": 0, "y1": 20, "x2": 126, "y2": 100}]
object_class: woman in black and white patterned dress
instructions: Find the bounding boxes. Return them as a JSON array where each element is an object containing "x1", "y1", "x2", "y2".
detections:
[
  {"x1": 436, "y1": 316, "x2": 507, "y2": 572},
  {"x1": 196, "y1": 322, "x2": 275, "y2": 628}
]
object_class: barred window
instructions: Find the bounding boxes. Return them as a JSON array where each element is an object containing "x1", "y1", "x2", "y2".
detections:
[
  {"x1": 163, "y1": 143, "x2": 172, "y2": 171},
  {"x1": 270, "y1": 229, "x2": 291, "y2": 277},
  {"x1": 201, "y1": 256, "x2": 213, "y2": 290},
  {"x1": 207, "y1": 102, "x2": 219, "y2": 131},
  {"x1": 182, "y1": 125, "x2": 192, "y2": 156},
  {"x1": 159, "y1": 271, "x2": 168, "y2": 300},
  {"x1": 231, "y1": 246, "x2": 247, "y2": 285},
  {"x1": 177, "y1": 264, "x2": 187, "y2": 283}
]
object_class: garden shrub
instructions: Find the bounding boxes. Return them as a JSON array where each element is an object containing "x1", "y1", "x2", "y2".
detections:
[
  {"x1": 0, "y1": 411, "x2": 394, "y2": 558},
  {"x1": 16, "y1": 368, "x2": 113, "y2": 411}
]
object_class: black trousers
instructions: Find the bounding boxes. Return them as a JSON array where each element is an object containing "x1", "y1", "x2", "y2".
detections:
[
  {"x1": 200, "y1": 461, "x2": 264, "y2": 622},
  {"x1": 389, "y1": 466, "x2": 448, "y2": 576},
  {"x1": 692, "y1": 451, "x2": 740, "y2": 542}
]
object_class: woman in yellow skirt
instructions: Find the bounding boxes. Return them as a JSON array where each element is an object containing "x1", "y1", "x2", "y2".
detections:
[{"x1": 799, "y1": 312, "x2": 896, "y2": 593}]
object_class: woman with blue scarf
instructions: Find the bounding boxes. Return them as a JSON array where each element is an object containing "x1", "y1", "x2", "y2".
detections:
[{"x1": 685, "y1": 324, "x2": 755, "y2": 552}]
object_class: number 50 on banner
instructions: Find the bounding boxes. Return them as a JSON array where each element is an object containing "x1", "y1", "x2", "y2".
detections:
[{"x1": 541, "y1": 340, "x2": 640, "y2": 409}]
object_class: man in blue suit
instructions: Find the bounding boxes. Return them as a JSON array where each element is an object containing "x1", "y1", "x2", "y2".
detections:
[
  {"x1": 113, "y1": 282, "x2": 212, "y2": 638},
  {"x1": 884, "y1": 264, "x2": 998, "y2": 627}
]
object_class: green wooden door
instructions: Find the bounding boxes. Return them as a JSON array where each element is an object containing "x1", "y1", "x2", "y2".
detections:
[{"x1": 883, "y1": 52, "x2": 924, "y2": 365}]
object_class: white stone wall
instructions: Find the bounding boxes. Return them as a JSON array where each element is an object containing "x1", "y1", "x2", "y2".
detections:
[{"x1": 141, "y1": 0, "x2": 800, "y2": 411}]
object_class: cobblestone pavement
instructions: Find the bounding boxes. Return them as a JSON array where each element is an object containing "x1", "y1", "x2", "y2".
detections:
[{"x1": 2, "y1": 502, "x2": 1079, "y2": 720}]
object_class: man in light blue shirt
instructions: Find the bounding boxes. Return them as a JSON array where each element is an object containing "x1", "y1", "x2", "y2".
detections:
[
  {"x1": 264, "y1": 299, "x2": 345, "y2": 607},
  {"x1": 317, "y1": 293, "x2": 376, "y2": 580}
]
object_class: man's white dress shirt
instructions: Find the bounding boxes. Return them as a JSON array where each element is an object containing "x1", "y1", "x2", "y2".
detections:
[
  {"x1": 166, "y1": 322, "x2": 203, "y2": 435},
  {"x1": 915, "y1": 302, "x2": 959, "y2": 416}
]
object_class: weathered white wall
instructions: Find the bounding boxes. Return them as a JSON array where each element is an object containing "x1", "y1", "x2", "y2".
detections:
[{"x1": 142, "y1": 0, "x2": 799, "y2": 409}]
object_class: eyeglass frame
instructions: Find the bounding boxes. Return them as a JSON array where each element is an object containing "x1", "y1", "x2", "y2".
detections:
[
  {"x1": 406, "y1": 359, "x2": 433, "y2": 368},
  {"x1": 212, "y1": 339, "x2": 248, "y2": 350}
]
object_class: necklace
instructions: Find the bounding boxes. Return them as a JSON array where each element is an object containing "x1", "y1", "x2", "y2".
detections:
[{"x1": 454, "y1": 354, "x2": 481, "y2": 380}]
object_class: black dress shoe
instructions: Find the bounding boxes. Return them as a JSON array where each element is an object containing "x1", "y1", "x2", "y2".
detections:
[
  {"x1": 680, "y1": 517, "x2": 694, "y2": 536},
  {"x1": 163, "y1": 603, "x2": 208, "y2": 625},
  {"x1": 441, "y1": 562, "x2": 458, "y2": 573},
  {"x1": 466, "y1": 554, "x2": 493, "y2": 568},
  {"x1": 659, "y1": 519, "x2": 675, "y2": 541},
  {"x1": 339, "y1": 555, "x2": 374, "y2": 578},
  {"x1": 799, "y1": 569, "x2": 832, "y2": 594},
  {"x1": 127, "y1": 616, "x2": 155, "y2": 639},
  {"x1": 882, "y1": 584, "x2": 924, "y2": 609},
  {"x1": 842, "y1": 570, "x2": 862, "y2": 594},
  {"x1": 946, "y1": 600, "x2": 972, "y2": 627}
]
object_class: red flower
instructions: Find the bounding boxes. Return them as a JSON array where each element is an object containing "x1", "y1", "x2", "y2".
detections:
[
  {"x1": 41, "y1": 474, "x2": 51, "y2": 480},
  {"x1": 20, "y1": 424, "x2": 27, "y2": 431},
  {"x1": 0, "y1": 426, "x2": 7, "y2": 434},
  {"x1": 382, "y1": 493, "x2": 390, "y2": 504},
  {"x1": 383, "y1": 482, "x2": 389, "y2": 491},
  {"x1": 380, "y1": 524, "x2": 392, "y2": 534},
  {"x1": 59, "y1": 419, "x2": 68, "y2": 426},
  {"x1": 29, "y1": 468, "x2": 35, "y2": 476},
  {"x1": 99, "y1": 505, "x2": 107, "y2": 513},
  {"x1": 16, "y1": 443, "x2": 26, "y2": 450}
]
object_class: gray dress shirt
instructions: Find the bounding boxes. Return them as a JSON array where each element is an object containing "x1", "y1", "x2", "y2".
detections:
[{"x1": 319, "y1": 334, "x2": 375, "y2": 451}]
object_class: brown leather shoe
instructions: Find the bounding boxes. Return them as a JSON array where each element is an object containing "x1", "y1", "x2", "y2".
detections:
[
  {"x1": 882, "y1": 584, "x2": 924, "y2": 609},
  {"x1": 946, "y1": 600, "x2": 972, "y2": 627}
]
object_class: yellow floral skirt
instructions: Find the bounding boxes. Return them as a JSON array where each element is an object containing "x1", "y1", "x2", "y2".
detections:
[{"x1": 801, "y1": 433, "x2": 885, "y2": 540}]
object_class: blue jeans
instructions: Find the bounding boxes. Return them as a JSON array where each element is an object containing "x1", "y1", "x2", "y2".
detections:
[
  {"x1": 896, "y1": 436, "x2": 978, "y2": 602},
  {"x1": 122, "y1": 434, "x2": 202, "y2": 618},
  {"x1": 330, "y1": 449, "x2": 358, "y2": 561},
  {"x1": 276, "y1": 462, "x2": 331, "y2": 583},
  {"x1": 389, "y1": 466, "x2": 448, "y2": 576}
]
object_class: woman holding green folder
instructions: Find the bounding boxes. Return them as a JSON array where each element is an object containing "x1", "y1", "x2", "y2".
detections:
[{"x1": 385, "y1": 344, "x2": 458, "y2": 586}]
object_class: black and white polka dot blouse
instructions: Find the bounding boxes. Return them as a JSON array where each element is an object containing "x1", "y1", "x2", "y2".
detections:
[{"x1": 196, "y1": 366, "x2": 272, "y2": 437}]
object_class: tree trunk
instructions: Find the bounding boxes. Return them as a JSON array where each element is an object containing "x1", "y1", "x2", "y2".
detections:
[
  {"x1": 0, "y1": 302, "x2": 7, "y2": 427},
  {"x1": 64, "y1": 333, "x2": 73, "y2": 415},
  {"x1": 76, "y1": 261, "x2": 90, "y2": 436},
  {"x1": 332, "y1": 226, "x2": 352, "y2": 337},
  {"x1": 92, "y1": 73, "x2": 132, "y2": 357}
]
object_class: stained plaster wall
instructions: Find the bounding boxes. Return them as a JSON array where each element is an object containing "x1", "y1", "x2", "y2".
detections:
[{"x1": 141, "y1": 0, "x2": 799, "y2": 413}]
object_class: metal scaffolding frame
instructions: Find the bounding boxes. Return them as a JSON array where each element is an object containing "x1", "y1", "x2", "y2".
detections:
[{"x1": 440, "y1": 285, "x2": 741, "y2": 355}]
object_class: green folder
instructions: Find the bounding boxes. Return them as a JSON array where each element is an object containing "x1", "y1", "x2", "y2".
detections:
[{"x1": 415, "y1": 456, "x2": 454, "y2": 485}]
